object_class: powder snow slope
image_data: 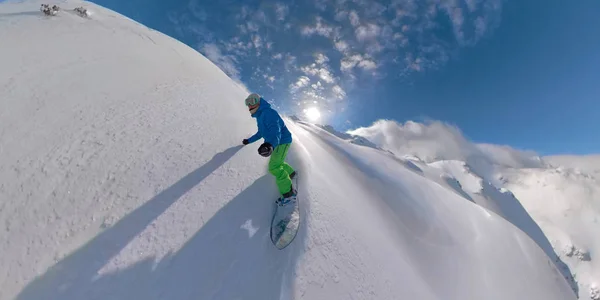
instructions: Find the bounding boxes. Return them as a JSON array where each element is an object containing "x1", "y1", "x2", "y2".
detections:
[
  {"x1": 500, "y1": 163, "x2": 600, "y2": 300},
  {"x1": 0, "y1": 1, "x2": 577, "y2": 300},
  {"x1": 348, "y1": 119, "x2": 599, "y2": 299}
]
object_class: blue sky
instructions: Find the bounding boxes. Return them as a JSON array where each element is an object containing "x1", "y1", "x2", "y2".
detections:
[{"x1": 87, "y1": 0, "x2": 600, "y2": 155}]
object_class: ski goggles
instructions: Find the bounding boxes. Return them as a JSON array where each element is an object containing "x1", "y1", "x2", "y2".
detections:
[{"x1": 245, "y1": 94, "x2": 260, "y2": 107}]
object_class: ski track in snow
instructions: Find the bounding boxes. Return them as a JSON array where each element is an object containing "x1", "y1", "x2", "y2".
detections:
[{"x1": 0, "y1": 1, "x2": 587, "y2": 299}]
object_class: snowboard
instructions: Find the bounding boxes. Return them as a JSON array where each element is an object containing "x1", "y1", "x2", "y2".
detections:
[{"x1": 270, "y1": 173, "x2": 300, "y2": 250}]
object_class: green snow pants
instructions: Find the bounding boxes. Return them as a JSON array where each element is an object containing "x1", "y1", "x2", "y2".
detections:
[{"x1": 269, "y1": 143, "x2": 295, "y2": 195}]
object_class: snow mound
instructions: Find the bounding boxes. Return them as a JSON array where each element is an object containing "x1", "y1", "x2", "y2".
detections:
[{"x1": 0, "y1": 1, "x2": 580, "y2": 300}]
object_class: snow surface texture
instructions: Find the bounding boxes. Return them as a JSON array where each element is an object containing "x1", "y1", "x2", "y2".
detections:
[
  {"x1": 0, "y1": 1, "x2": 581, "y2": 300},
  {"x1": 349, "y1": 119, "x2": 600, "y2": 300}
]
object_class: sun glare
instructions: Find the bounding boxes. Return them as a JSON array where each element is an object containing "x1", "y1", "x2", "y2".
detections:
[{"x1": 304, "y1": 107, "x2": 321, "y2": 121}]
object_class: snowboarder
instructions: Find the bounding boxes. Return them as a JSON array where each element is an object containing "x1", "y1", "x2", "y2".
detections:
[
  {"x1": 242, "y1": 93, "x2": 297, "y2": 205},
  {"x1": 74, "y1": 6, "x2": 88, "y2": 17},
  {"x1": 40, "y1": 4, "x2": 59, "y2": 16}
]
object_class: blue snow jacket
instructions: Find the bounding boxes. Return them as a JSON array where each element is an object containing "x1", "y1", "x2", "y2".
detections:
[{"x1": 247, "y1": 98, "x2": 292, "y2": 147}]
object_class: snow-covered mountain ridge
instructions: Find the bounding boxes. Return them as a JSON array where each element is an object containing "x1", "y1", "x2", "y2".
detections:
[
  {"x1": 345, "y1": 119, "x2": 600, "y2": 299},
  {"x1": 0, "y1": 1, "x2": 591, "y2": 299}
]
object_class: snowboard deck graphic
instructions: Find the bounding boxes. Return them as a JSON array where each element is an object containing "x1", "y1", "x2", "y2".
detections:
[{"x1": 270, "y1": 174, "x2": 300, "y2": 250}]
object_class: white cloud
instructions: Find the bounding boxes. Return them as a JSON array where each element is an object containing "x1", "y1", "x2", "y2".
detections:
[
  {"x1": 332, "y1": 85, "x2": 346, "y2": 99},
  {"x1": 340, "y1": 58, "x2": 355, "y2": 72},
  {"x1": 382, "y1": 0, "x2": 503, "y2": 74},
  {"x1": 465, "y1": 0, "x2": 480, "y2": 12},
  {"x1": 236, "y1": 24, "x2": 247, "y2": 35},
  {"x1": 315, "y1": 53, "x2": 329, "y2": 65},
  {"x1": 246, "y1": 21, "x2": 260, "y2": 33},
  {"x1": 341, "y1": 54, "x2": 377, "y2": 73},
  {"x1": 351, "y1": 0, "x2": 387, "y2": 18},
  {"x1": 222, "y1": 38, "x2": 249, "y2": 58},
  {"x1": 334, "y1": 40, "x2": 350, "y2": 53},
  {"x1": 284, "y1": 54, "x2": 297, "y2": 72},
  {"x1": 347, "y1": 120, "x2": 543, "y2": 170},
  {"x1": 358, "y1": 59, "x2": 377, "y2": 70},
  {"x1": 355, "y1": 23, "x2": 381, "y2": 42},
  {"x1": 301, "y1": 64, "x2": 335, "y2": 83},
  {"x1": 403, "y1": 53, "x2": 423, "y2": 72},
  {"x1": 349, "y1": 10, "x2": 360, "y2": 27},
  {"x1": 236, "y1": 6, "x2": 250, "y2": 20},
  {"x1": 311, "y1": 81, "x2": 324, "y2": 91},
  {"x1": 474, "y1": 16, "x2": 487, "y2": 39},
  {"x1": 255, "y1": 9, "x2": 269, "y2": 24},
  {"x1": 188, "y1": 1, "x2": 208, "y2": 21},
  {"x1": 366, "y1": 42, "x2": 384, "y2": 54},
  {"x1": 301, "y1": 17, "x2": 337, "y2": 38},
  {"x1": 436, "y1": 0, "x2": 502, "y2": 46},
  {"x1": 194, "y1": 0, "x2": 504, "y2": 105},
  {"x1": 290, "y1": 76, "x2": 311, "y2": 92},
  {"x1": 274, "y1": 3, "x2": 289, "y2": 21},
  {"x1": 315, "y1": 0, "x2": 328, "y2": 11},
  {"x1": 365, "y1": 1, "x2": 387, "y2": 17},
  {"x1": 200, "y1": 43, "x2": 240, "y2": 79},
  {"x1": 260, "y1": 73, "x2": 276, "y2": 87},
  {"x1": 393, "y1": 33, "x2": 409, "y2": 47},
  {"x1": 252, "y1": 35, "x2": 262, "y2": 49},
  {"x1": 334, "y1": 9, "x2": 348, "y2": 22},
  {"x1": 302, "y1": 89, "x2": 326, "y2": 101},
  {"x1": 295, "y1": 51, "x2": 349, "y2": 103},
  {"x1": 409, "y1": 58, "x2": 422, "y2": 72},
  {"x1": 450, "y1": 6, "x2": 466, "y2": 43},
  {"x1": 301, "y1": 64, "x2": 317, "y2": 75}
]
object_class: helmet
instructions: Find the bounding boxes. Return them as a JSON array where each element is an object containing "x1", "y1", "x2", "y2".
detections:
[
  {"x1": 245, "y1": 93, "x2": 261, "y2": 114},
  {"x1": 245, "y1": 93, "x2": 261, "y2": 107}
]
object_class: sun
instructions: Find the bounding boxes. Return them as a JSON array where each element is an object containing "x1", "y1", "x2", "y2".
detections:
[{"x1": 304, "y1": 107, "x2": 321, "y2": 122}]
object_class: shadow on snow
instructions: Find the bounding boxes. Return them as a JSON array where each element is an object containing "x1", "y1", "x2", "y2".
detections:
[
  {"x1": 477, "y1": 181, "x2": 579, "y2": 296},
  {"x1": 17, "y1": 145, "x2": 306, "y2": 300},
  {"x1": 0, "y1": 11, "x2": 49, "y2": 18}
]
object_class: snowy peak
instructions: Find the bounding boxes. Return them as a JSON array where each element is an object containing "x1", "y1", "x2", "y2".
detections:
[
  {"x1": 410, "y1": 159, "x2": 579, "y2": 294},
  {"x1": 345, "y1": 119, "x2": 598, "y2": 299},
  {"x1": 428, "y1": 160, "x2": 483, "y2": 194},
  {"x1": 501, "y1": 165, "x2": 600, "y2": 300}
]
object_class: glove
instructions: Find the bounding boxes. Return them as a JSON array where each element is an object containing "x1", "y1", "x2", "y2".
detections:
[
  {"x1": 258, "y1": 142, "x2": 273, "y2": 157},
  {"x1": 242, "y1": 139, "x2": 249, "y2": 145}
]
